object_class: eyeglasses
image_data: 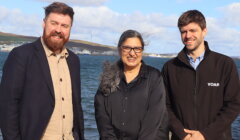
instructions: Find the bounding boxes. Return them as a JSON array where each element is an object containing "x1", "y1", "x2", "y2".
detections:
[{"x1": 121, "y1": 45, "x2": 143, "y2": 53}]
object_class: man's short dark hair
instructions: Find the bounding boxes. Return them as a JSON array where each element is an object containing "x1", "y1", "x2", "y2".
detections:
[
  {"x1": 178, "y1": 10, "x2": 206, "y2": 30},
  {"x1": 44, "y1": 2, "x2": 74, "y2": 24}
]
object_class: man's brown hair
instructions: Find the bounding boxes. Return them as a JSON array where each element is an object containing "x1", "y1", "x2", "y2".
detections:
[
  {"x1": 44, "y1": 2, "x2": 74, "y2": 24},
  {"x1": 178, "y1": 10, "x2": 206, "y2": 30}
]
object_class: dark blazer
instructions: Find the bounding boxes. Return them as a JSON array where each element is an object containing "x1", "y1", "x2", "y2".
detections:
[{"x1": 0, "y1": 38, "x2": 84, "y2": 140}]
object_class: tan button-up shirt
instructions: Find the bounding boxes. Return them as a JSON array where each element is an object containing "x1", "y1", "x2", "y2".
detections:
[{"x1": 41, "y1": 37, "x2": 74, "y2": 140}]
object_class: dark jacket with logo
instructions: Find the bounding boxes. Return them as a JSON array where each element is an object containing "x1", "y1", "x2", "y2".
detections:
[
  {"x1": 162, "y1": 41, "x2": 240, "y2": 140},
  {"x1": 95, "y1": 61, "x2": 168, "y2": 140}
]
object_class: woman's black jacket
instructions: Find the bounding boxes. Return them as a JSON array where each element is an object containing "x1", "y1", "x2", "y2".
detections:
[{"x1": 95, "y1": 61, "x2": 168, "y2": 140}]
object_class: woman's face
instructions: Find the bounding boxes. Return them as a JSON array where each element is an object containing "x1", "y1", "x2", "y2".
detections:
[{"x1": 119, "y1": 37, "x2": 143, "y2": 70}]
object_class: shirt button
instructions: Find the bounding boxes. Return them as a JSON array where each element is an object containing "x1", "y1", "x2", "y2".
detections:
[
  {"x1": 122, "y1": 122, "x2": 125, "y2": 126},
  {"x1": 63, "y1": 115, "x2": 65, "y2": 119},
  {"x1": 60, "y1": 78, "x2": 63, "y2": 82},
  {"x1": 125, "y1": 97, "x2": 128, "y2": 100},
  {"x1": 123, "y1": 109, "x2": 126, "y2": 112}
]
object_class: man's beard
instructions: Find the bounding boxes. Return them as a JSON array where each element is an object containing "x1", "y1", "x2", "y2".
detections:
[
  {"x1": 43, "y1": 30, "x2": 69, "y2": 53},
  {"x1": 184, "y1": 37, "x2": 202, "y2": 52}
]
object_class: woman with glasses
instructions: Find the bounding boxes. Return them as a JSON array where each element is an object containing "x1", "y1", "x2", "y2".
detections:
[{"x1": 94, "y1": 29, "x2": 168, "y2": 140}]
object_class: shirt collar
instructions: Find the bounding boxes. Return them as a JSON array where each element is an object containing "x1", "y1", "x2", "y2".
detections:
[
  {"x1": 187, "y1": 51, "x2": 205, "y2": 62},
  {"x1": 41, "y1": 36, "x2": 69, "y2": 58}
]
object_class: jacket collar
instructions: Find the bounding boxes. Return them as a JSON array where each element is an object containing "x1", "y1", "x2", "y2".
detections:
[
  {"x1": 118, "y1": 60, "x2": 148, "y2": 80},
  {"x1": 100, "y1": 60, "x2": 148, "y2": 96},
  {"x1": 177, "y1": 41, "x2": 211, "y2": 67}
]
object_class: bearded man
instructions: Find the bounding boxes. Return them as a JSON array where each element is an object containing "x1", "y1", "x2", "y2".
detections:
[{"x1": 0, "y1": 2, "x2": 84, "y2": 140}]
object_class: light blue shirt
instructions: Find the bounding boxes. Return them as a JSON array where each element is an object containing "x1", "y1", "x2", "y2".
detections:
[{"x1": 187, "y1": 51, "x2": 205, "y2": 70}]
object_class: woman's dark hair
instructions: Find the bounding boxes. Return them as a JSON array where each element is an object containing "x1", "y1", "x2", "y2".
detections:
[
  {"x1": 44, "y1": 2, "x2": 74, "y2": 24},
  {"x1": 117, "y1": 30, "x2": 145, "y2": 49},
  {"x1": 178, "y1": 10, "x2": 206, "y2": 30}
]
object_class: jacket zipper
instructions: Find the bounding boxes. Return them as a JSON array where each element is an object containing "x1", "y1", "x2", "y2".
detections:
[{"x1": 194, "y1": 70, "x2": 198, "y2": 129}]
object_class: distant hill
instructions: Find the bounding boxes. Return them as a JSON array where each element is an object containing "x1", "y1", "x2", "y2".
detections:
[
  {"x1": 0, "y1": 31, "x2": 36, "y2": 42},
  {"x1": 0, "y1": 31, "x2": 181, "y2": 57},
  {"x1": 0, "y1": 31, "x2": 117, "y2": 55},
  {"x1": 1, "y1": 31, "x2": 239, "y2": 59}
]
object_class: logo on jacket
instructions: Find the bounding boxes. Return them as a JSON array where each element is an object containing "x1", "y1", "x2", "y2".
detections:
[{"x1": 207, "y1": 82, "x2": 220, "y2": 87}]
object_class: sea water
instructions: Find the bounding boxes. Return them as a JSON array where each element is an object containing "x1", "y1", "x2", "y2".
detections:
[{"x1": 0, "y1": 52, "x2": 239, "y2": 140}]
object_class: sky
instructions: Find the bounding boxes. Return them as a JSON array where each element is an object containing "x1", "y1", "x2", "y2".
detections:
[{"x1": 0, "y1": 0, "x2": 239, "y2": 56}]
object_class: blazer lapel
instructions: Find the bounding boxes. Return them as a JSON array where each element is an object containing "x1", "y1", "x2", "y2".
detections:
[
  {"x1": 66, "y1": 53, "x2": 79, "y2": 103},
  {"x1": 67, "y1": 54, "x2": 76, "y2": 94},
  {"x1": 34, "y1": 38, "x2": 55, "y2": 101}
]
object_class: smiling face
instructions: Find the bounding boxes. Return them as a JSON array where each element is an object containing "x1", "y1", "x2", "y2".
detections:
[
  {"x1": 119, "y1": 37, "x2": 143, "y2": 70},
  {"x1": 42, "y1": 12, "x2": 72, "y2": 53},
  {"x1": 180, "y1": 22, "x2": 207, "y2": 52}
]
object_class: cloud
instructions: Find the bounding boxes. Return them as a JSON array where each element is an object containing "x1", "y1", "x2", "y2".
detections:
[
  {"x1": 202, "y1": 2, "x2": 240, "y2": 56},
  {"x1": 0, "y1": 6, "x2": 42, "y2": 36},
  {"x1": 0, "y1": 3, "x2": 239, "y2": 56},
  {"x1": 206, "y1": 17, "x2": 240, "y2": 56},
  {"x1": 35, "y1": 0, "x2": 108, "y2": 6},
  {"x1": 218, "y1": 2, "x2": 240, "y2": 27},
  {"x1": 70, "y1": 5, "x2": 240, "y2": 56},
  {"x1": 72, "y1": 6, "x2": 180, "y2": 53}
]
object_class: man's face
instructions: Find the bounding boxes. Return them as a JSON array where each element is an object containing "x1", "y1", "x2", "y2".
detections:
[
  {"x1": 180, "y1": 22, "x2": 207, "y2": 52},
  {"x1": 42, "y1": 12, "x2": 72, "y2": 53}
]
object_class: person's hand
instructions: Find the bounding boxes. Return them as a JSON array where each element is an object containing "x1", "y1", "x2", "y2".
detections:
[
  {"x1": 183, "y1": 134, "x2": 191, "y2": 140},
  {"x1": 184, "y1": 129, "x2": 205, "y2": 140}
]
